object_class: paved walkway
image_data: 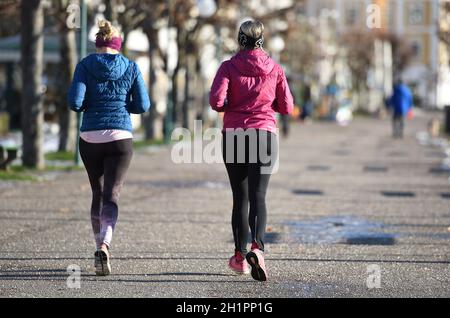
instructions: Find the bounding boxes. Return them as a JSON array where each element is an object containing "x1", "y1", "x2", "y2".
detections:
[{"x1": 0, "y1": 112, "x2": 449, "y2": 297}]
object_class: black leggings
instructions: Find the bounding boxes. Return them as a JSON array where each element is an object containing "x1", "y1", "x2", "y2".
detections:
[
  {"x1": 222, "y1": 129, "x2": 278, "y2": 254},
  {"x1": 79, "y1": 138, "x2": 133, "y2": 249}
]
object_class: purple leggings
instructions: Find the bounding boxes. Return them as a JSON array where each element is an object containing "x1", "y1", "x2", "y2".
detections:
[{"x1": 79, "y1": 138, "x2": 133, "y2": 249}]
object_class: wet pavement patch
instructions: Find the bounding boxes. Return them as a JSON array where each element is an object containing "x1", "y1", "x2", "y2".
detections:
[
  {"x1": 363, "y1": 166, "x2": 388, "y2": 173},
  {"x1": 381, "y1": 191, "x2": 415, "y2": 198},
  {"x1": 388, "y1": 151, "x2": 407, "y2": 157},
  {"x1": 292, "y1": 189, "x2": 324, "y2": 196},
  {"x1": 265, "y1": 232, "x2": 282, "y2": 243},
  {"x1": 429, "y1": 166, "x2": 450, "y2": 174},
  {"x1": 307, "y1": 165, "x2": 331, "y2": 171},
  {"x1": 286, "y1": 216, "x2": 396, "y2": 245}
]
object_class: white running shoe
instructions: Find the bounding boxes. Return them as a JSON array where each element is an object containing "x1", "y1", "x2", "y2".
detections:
[{"x1": 94, "y1": 248, "x2": 111, "y2": 276}]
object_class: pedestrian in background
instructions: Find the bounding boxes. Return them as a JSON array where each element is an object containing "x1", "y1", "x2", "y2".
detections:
[
  {"x1": 387, "y1": 79, "x2": 413, "y2": 138},
  {"x1": 300, "y1": 82, "x2": 313, "y2": 122},
  {"x1": 209, "y1": 20, "x2": 294, "y2": 281},
  {"x1": 68, "y1": 20, "x2": 150, "y2": 276}
]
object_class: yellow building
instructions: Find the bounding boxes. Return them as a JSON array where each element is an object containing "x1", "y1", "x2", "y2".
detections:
[
  {"x1": 438, "y1": 0, "x2": 450, "y2": 108},
  {"x1": 306, "y1": 0, "x2": 440, "y2": 108}
]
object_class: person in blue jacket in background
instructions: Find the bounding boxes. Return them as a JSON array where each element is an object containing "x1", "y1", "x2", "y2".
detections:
[
  {"x1": 67, "y1": 20, "x2": 150, "y2": 276},
  {"x1": 387, "y1": 79, "x2": 413, "y2": 138}
]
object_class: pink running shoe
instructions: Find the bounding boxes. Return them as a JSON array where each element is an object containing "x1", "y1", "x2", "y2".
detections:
[
  {"x1": 229, "y1": 251, "x2": 250, "y2": 275},
  {"x1": 251, "y1": 241, "x2": 259, "y2": 251},
  {"x1": 246, "y1": 243, "x2": 268, "y2": 281}
]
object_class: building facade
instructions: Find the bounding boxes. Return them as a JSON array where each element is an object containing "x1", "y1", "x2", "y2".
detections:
[{"x1": 306, "y1": 0, "x2": 441, "y2": 109}]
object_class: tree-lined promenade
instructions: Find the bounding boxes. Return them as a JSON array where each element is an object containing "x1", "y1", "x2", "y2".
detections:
[
  {"x1": 2, "y1": 0, "x2": 443, "y2": 171},
  {"x1": 0, "y1": 115, "x2": 449, "y2": 297}
]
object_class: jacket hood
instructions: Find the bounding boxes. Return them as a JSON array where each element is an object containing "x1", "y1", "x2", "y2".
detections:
[
  {"x1": 230, "y1": 49, "x2": 276, "y2": 77},
  {"x1": 81, "y1": 53, "x2": 129, "y2": 81}
]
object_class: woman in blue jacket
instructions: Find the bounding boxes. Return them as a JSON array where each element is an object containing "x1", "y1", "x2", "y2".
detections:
[
  {"x1": 387, "y1": 80, "x2": 413, "y2": 138},
  {"x1": 68, "y1": 20, "x2": 150, "y2": 276}
]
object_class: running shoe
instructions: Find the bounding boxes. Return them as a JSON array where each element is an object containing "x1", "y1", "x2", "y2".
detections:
[
  {"x1": 229, "y1": 251, "x2": 250, "y2": 275},
  {"x1": 246, "y1": 244, "x2": 268, "y2": 281},
  {"x1": 94, "y1": 248, "x2": 111, "y2": 276}
]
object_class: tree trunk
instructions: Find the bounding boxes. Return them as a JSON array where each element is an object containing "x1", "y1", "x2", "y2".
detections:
[
  {"x1": 142, "y1": 32, "x2": 163, "y2": 140},
  {"x1": 171, "y1": 63, "x2": 179, "y2": 126},
  {"x1": 171, "y1": 26, "x2": 187, "y2": 128},
  {"x1": 21, "y1": 0, "x2": 44, "y2": 169},
  {"x1": 122, "y1": 28, "x2": 130, "y2": 57},
  {"x1": 182, "y1": 54, "x2": 192, "y2": 129},
  {"x1": 58, "y1": 14, "x2": 77, "y2": 152},
  {"x1": 104, "y1": 0, "x2": 118, "y2": 25}
]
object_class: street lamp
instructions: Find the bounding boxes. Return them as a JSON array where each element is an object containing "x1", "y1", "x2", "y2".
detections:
[{"x1": 75, "y1": 0, "x2": 87, "y2": 165}]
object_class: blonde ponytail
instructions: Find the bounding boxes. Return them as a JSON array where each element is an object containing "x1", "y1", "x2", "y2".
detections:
[{"x1": 96, "y1": 20, "x2": 120, "y2": 41}]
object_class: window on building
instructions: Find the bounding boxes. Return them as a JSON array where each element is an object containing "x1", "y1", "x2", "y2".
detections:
[
  {"x1": 345, "y1": 6, "x2": 358, "y2": 26},
  {"x1": 407, "y1": 1, "x2": 424, "y2": 25},
  {"x1": 411, "y1": 41, "x2": 421, "y2": 57},
  {"x1": 387, "y1": 1, "x2": 396, "y2": 29}
]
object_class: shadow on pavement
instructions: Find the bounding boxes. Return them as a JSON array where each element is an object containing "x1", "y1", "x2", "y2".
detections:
[
  {"x1": 381, "y1": 191, "x2": 416, "y2": 198},
  {"x1": 440, "y1": 193, "x2": 450, "y2": 199},
  {"x1": 292, "y1": 189, "x2": 324, "y2": 196},
  {"x1": 363, "y1": 166, "x2": 388, "y2": 173},
  {"x1": 306, "y1": 165, "x2": 331, "y2": 171}
]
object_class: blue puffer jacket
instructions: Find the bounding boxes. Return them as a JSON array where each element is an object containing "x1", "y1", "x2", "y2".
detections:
[
  {"x1": 388, "y1": 84, "x2": 413, "y2": 116},
  {"x1": 68, "y1": 53, "x2": 150, "y2": 132}
]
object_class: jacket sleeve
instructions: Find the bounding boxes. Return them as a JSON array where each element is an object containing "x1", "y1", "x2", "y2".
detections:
[
  {"x1": 67, "y1": 63, "x2": 87, "y2": 113},
  {"x1": 273, "y1": 65, "x2": 294, "y2": 115},
  {"x1": 407, "y1": 87, "x2": 413, "y2": 109},
  {"x1": 209, "y1": 62, "x2": 229, "y2": 112},
  {"x1": 127, "y1": 63, "x2": 151, "y2": 114}
]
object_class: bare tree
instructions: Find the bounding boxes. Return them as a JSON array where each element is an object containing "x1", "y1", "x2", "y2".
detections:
[
  {"x1": 0, "y1": 0, "x2": 20, "y2": 37},
  {"x1": 100, "y1": 0, "x2": 299, "y2": 137},
  {"x1": 116, "y1": 0, "x2": 146, "y2": 58},
  {"x1": 388, "y1": 34, "x2": 414, "y2": 76},
  {"x1": 52, "y1": 0, "x2": 77, "y2": 152},
  {"x1": 21, "y1": 0, "x2": 45, "y2": 168},
  {"x1": 171, "y1": 0, "x2": 198, "y2": 129},
  {"x1": 104, "y1": 0, "x2": 118, "y2": 25},
  {"x1": 139, "y1": 0, "x2": 167, "y2": 140},
  {"x1": 341, "y1": 32, "x2": 375, "y2": 109},
  {"x1": 283, "y1": 6, "x2": 318, "y2": 80}
]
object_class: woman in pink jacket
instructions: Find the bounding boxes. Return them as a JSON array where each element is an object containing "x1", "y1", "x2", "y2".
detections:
[{"x1": 210, "y1": 20, "x2": 294, "y2": 281}]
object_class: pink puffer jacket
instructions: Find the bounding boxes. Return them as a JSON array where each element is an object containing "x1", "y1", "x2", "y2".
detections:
[{"x1": 209, "y1": 49, "x2": 294, "y2": 133}]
